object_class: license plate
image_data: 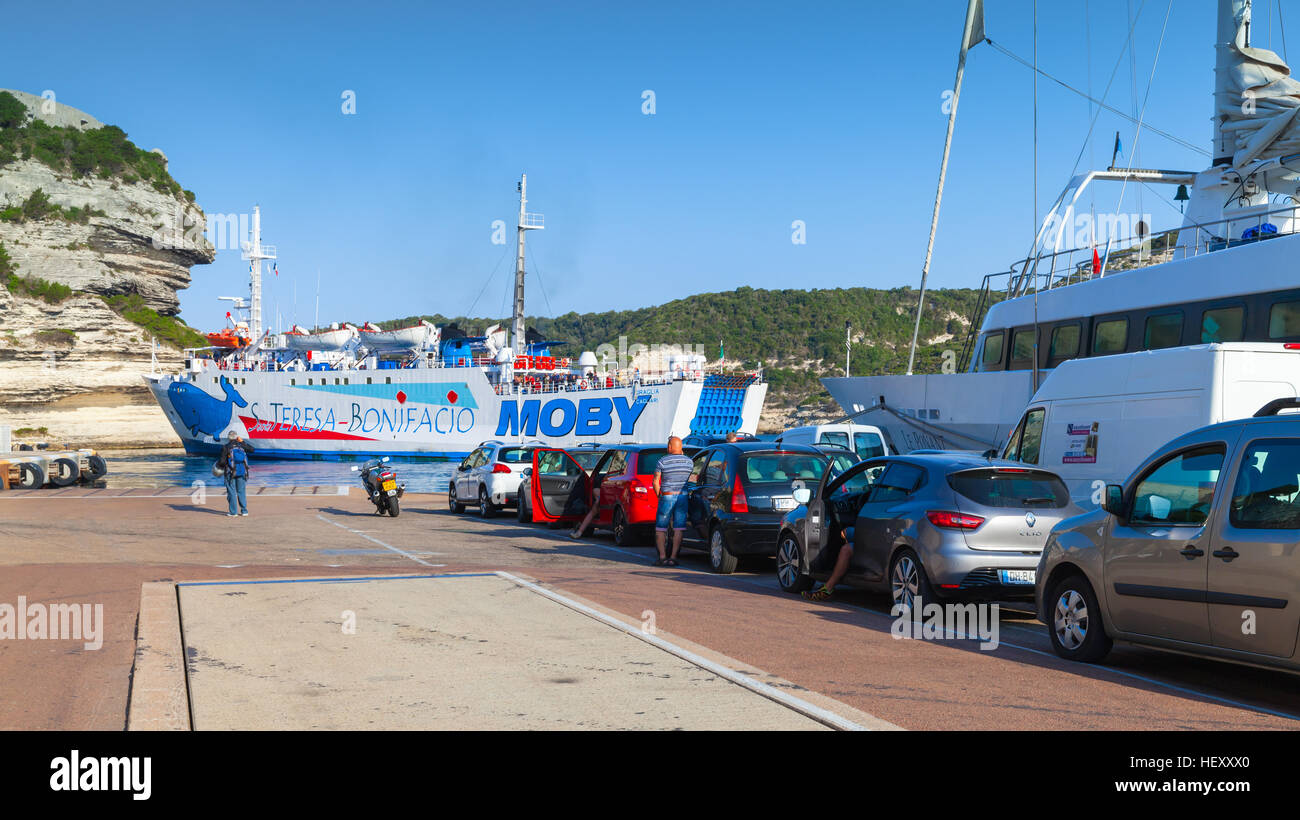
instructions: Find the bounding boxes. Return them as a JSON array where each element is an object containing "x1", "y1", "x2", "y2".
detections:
[
  {"x1": 999, "y1": 569, "x2": 1036, "y2": 585},
  {"x1": 772, "y1": 497, "x2": 796, "y2": 511},
  {"x1": 382, "y1": 480, "x2": 397, "y2": 492}
]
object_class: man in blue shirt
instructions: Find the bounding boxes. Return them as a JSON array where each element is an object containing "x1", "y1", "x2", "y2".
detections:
[{"x1": 653, "y1": 436, "x2": 694, "y2": 567}]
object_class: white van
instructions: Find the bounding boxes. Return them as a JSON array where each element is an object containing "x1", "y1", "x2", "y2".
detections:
[
  {"x1": 1000, "y1": 343, "x2": 1300, "y2": 506},
  {"x1": 774, "y1": 423, "x2": 890, "y2": 460}
]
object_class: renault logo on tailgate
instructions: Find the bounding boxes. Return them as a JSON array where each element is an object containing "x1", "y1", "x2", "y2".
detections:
[{"x1": 1025, "y1": 512, "x2": 1037, "y2": 528}]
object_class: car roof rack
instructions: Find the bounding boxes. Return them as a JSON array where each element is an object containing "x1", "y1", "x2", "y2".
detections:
[{"x1": 1254, "y1": 397, "x2": 1300, "y2": 417}]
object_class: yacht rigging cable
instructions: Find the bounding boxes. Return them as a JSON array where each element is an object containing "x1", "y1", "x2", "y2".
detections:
[
  {"x1": 1101, "y1": 0, "x2": 1175, "y2": 279},
  {"x1": 983, "y1": 38, "x2": 1209, "y2": 157}
]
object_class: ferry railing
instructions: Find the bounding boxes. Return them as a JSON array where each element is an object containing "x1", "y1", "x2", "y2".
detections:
[{"x1": 1004, "y1": 203, "x2": 1300, "y2": 298}]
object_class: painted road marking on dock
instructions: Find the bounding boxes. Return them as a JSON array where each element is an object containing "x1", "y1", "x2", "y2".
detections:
[
  {"x1": 493, "y1": 570, "x2": 886, "y2": 731},
  {"x1": 315, "y1": 513, "x2": 445, "y2": 568}
]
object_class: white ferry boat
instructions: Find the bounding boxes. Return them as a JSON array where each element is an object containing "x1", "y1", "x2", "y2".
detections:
[
  {"x1": 826, "y1": 0, "x2": 1300, "y2": 454},
  {"x1": 145, "y1": 178, "x2": 766, "y2": 459}
]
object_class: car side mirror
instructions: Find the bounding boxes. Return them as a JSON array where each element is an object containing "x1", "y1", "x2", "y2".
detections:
[
  {"x1": 1102, "y1": 484, "x2": 1127, "y2": 517},
  {"x1": 793, "y1": 488, "x2": 812, "y2": 505},
  {"x1": 350, "y1": 466, "x2": 359, "y2": 472},
  {"x1": 382, "y1": 456, "x2": 391, "y2": 463}
]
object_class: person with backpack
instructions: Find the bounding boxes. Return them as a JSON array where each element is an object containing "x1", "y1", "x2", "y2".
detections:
[{"x1": 217, "y1": 431, "x2": 255, "y2": 517}]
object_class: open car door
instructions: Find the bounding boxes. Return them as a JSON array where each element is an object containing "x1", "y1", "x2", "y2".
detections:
[
  {"x1": 529, "y1": 448, "x2": 592, "y2": 524},
  {"x1": 807, "y1": 459, "x2": 887, "y2": 574}
]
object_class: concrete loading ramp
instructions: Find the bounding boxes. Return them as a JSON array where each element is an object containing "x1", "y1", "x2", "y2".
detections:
[{"x1": 170, "y1": 573, "x2": 874, "y2": 731}]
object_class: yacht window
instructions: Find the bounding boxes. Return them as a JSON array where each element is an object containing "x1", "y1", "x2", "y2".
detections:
[
  {"x1": 1202, "y1": 306, "x2": 1245, "y2": 343},
  {"x1": 980, "y1": 332, "x2": 1004, "y2": 370},
  {"x1": 1010, "y1": 329, "x2": 1035, "y2": 365},
  {"x1": 1093, "y1": 319, "x2": 1128, "y2": 354},
  {"x1": 1269, "y1": 300, "x2": 1300, "y2": 339},
  {"x1": 1048, "y1": 324, "x2": 1080, "y2": 361},
  {"x1": 1143, "y1": 312, "x2": 1183, "y2": 350}
]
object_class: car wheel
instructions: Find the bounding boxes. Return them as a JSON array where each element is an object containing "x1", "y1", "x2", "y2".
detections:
[
  {"x1": 516, "y1": 489, "x2": 529, "y2": 522},
  {"x1": 448, "y1": 482, "x2": 464, "y2": 514},
  {"x1": 889, "y1": 548, "x2": 936, "y2": 612},
  {"x1": 478, "y1": 486, "x2": 497, "y2": 518},
  {"x1": 709, "y1": 526, "x2": 738, "y2": 574},
  {"x1": 776, "y1": 532, "x2": 813, "y2": 593},
  {"x1": 612, "y1": 507, "x2": 638, "y2": 546},
  {"x1": 1046, "y1": 574, "x2": 1112, "y2": 663}
]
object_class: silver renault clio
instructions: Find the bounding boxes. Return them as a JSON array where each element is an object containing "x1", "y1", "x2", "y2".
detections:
[{"x1": 779, "y1": 454, "x2": 1083, "y2": 604}]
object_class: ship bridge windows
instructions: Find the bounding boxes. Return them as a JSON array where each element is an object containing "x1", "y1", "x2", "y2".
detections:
[
  {"x1": 1047, "y1": 323, "x2": 1081, "y2": 366},
  {"x1": 1202, "y1": 306, "x2": 1246, "y2": 343},
  {"x1": 1093, "y1": 317, "x2": 1129, "y2": 355},
  {"x1": 979, "y1": 331, "x2": 1005, "y2": 372},
  {"x1": 1143, "y1": 311, "x2": 1184, "y2": 350},
  {"x1": 1009, "y1": 329, "x2": 1036, "y2": 370},
  {"x1": 1268, "y1": 300, "x2": 1300, "y2": 339}
]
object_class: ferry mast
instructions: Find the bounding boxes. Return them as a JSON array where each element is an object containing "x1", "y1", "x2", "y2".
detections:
[
  {"x1": 240, "y1": 205, "x2": 277, "y2": 345},
  {"x1": 512, "y1": 175, "x2": 544, "y2": 355}
]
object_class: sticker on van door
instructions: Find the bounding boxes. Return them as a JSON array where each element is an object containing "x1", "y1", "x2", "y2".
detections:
[{"x1": 1063, "y1": 422, "x2": 1100, "y2": 464}]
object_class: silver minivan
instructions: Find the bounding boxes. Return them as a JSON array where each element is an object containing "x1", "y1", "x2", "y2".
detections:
[{"x1": 1038, "y1": 407, "x2": 1300, "y2": 671}]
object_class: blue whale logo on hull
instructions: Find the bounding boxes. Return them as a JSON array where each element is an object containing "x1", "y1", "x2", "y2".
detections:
[{"x1": 167, "y1": 376, "x2": 248, "y2": 439}]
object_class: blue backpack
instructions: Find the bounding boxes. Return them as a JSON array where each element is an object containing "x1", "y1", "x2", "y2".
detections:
[{"x1": 229, "y1": 446, "x2": 248, "y2": 478}]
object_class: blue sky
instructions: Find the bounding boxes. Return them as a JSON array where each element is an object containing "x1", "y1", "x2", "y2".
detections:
[{"x1": 3, "y1": 0, "x2": 1269, "y2": 331}]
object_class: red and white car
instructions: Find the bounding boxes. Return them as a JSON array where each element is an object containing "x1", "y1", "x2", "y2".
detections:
[{"x1": 527, "y1": 444, "x2": 699, "y2": 545}]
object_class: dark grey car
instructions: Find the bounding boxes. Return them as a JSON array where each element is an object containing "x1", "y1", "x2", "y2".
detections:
[{"x1": 779, "y1": 454, "x2": 1083, "y2": 605}]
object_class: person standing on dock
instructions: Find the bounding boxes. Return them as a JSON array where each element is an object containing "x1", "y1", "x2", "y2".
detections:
[
  {"x1": 218, "y1": 431, "x2": 255, "y2": 517},
  {"x1": 652, "y1": 436, "x2": 694, "y2": 567}
]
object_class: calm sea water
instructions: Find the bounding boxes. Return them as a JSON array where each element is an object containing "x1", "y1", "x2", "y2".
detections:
[{"x1": 97, "y1": 449, "x2": 460, "y2": 493}]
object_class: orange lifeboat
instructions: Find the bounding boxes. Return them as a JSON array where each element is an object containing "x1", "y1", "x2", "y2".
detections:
[{"x1": 205, "y1": 328, "x2": 251, "y2": 349}]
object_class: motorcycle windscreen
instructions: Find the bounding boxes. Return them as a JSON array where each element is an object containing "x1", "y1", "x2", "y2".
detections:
[{"x1": 529, "y1": 449, "x2": 591, "y2": 523}]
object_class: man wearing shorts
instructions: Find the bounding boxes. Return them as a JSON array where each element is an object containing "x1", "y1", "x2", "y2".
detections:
[{"x1": 652, "y1": 436, "x2": 694, "y2": 567}]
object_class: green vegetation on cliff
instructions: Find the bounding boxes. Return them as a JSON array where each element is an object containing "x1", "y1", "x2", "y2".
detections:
[
  {"x1": 0, "y1": 91, "x2": 184, "y2": 197},
  {"x1": 0, "y1": 188, "x2": 106, "y2": 224},
  {"x1": 381, "y1": 285, "x2": 997, "y2": 410},
  {"x1": 101, "y1": 293, "x2": 207, "y2": 350}
]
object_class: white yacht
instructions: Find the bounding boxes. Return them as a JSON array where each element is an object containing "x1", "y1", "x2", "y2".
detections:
[{"x1": 827, "y1": 0, "x2": 1300, "y2": 453}]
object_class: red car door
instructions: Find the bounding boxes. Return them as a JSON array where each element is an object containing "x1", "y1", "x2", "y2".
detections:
[{"x1": 529, "y1": 449, "x2": 592, "y2": 524}]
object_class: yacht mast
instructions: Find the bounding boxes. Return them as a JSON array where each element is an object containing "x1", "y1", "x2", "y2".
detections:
[
  {"x1": 512, "y1": 175, "x2": 545, "y2": 355},
  {"x1": 905, "y1": 0, "x2": 985, "y2": 375},
  {"x1": 1215, "y1": 0, "x2": 1252, "y2": 165}
]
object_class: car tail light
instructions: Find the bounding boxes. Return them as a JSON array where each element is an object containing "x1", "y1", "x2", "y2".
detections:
[
  {"x1": 731, "y1": 475, "x2": 749, "y2": 513},
  {"x1": 380, "y1": 471, "x2": 394, "y2": 480},
  {"x1": 926, "y1": 510, "x2": 985, "y2": 530},
  {"x1": 632, "y1": 477, "x2": 650, "y2": 495},
  {"x1": 1287, "y1": 344, "x2": 1300, "y2": 350},
  {"x1": 492, "y1": 463, "x2": 512, "y2": 474}
]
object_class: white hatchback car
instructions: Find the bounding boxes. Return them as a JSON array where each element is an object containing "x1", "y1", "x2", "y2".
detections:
[{"x1": 449, "y1": 441, "x2": 542, "y2": 517}]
